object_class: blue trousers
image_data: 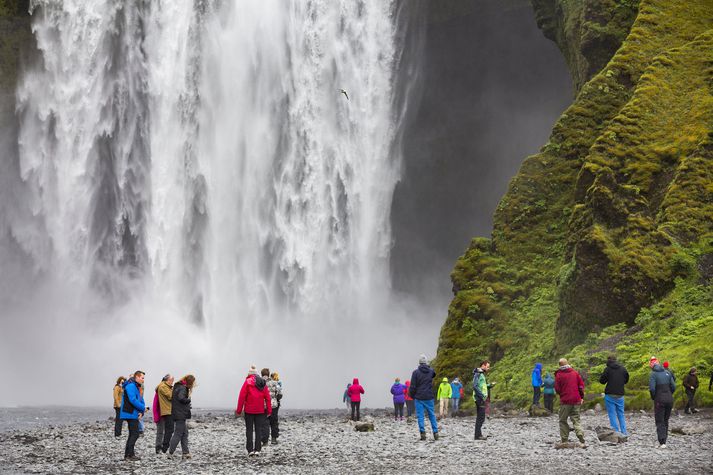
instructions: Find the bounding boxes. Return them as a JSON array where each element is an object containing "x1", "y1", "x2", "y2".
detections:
[
  {"x1": 415, "y1": 399, "x2": 438, "y2": 434},
  {"x1": 604, "y1": 394, "x2": 627, "y2": 435}
]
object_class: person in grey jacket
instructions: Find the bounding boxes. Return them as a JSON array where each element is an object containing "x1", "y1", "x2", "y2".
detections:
[
  {"x1": 649, "y1": 357, "x2": 675, "y2": 448},
  {"x1": 260, "y1": 369, "x2": 283, "y2": 444}
]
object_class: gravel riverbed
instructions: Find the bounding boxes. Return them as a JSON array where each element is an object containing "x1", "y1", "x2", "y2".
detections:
[{"x1": 1, "y1": 409, "x2": 711, "y2": 474}]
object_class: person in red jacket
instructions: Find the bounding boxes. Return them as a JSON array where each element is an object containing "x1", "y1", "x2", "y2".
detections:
[
  {"x1": 554, "y1": 358, "x2": 586, "y2": 446},
  {"x1": 236, "y1": 365, "x2": 272, "y2": 456},
  {"x1": 404, "y1": 380, "x2": 415, "y2": 418},
  {"x1": 347, "y1": 378, "x2": 365, "y2": 421}
]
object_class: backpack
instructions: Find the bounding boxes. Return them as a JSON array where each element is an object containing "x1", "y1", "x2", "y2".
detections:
[{"x1": 459, "y1": 386, "x2": 464, "y2": 398}]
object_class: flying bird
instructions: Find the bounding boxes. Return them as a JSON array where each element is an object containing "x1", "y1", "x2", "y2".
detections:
[{"x1": 339, "y1": 89, "x2": 349, "y2": 101}]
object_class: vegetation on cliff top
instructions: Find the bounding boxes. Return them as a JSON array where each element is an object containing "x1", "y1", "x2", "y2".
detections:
[{"x1": 434, "y1": 0, "x2": 713, "y2": 409}]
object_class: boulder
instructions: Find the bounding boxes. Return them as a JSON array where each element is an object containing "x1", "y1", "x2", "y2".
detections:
[
  {"x1": 529, "y1": 404, "x2": 550, "y2": 417},
  {"x1": 593, "y1": 403, "x2": 603, "y2": 413},
  {"x1": 671, "y1": 425, "x2": 706, "y2": 435},
  {"x1": 595, "y1": 426, "x2": 627, "y2": 443},
  {"x1": 354, "y1": 422, "x2": 375, "y2": 432}
]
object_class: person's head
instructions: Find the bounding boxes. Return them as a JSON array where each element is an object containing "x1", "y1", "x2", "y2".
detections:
[
  {"x1": 479, "y1": 360, "x2": 490, "y2": 372},
  {"x1": 261, "y1": 368, "x2": 270, "y2": 377},
  {"x1": 690, "y1": 367, "x2": 697, "y2": 374},
  {"x1": 534, "y1": 363, "x2": 542, "y2": 371},
  {"x1": 607, "y1": 355, "x2": 617, "y2": 365},
  {"x1": 394, "y1": 377, "x2": 400, "y2": 383},
  {"x1": 442, "y1": 377, "x2": 448, "y2": 383},
  {"x1": 559, "y1": 358, "x2": 569, "y2": 367},
  {"x1": 663, "y1": 361, "x2": 669, "y2": 369},
  {"x1": 419, "y1": 354, "x2": 429, "y2": 365},
  {"x1": 181, "y1": 374, "x2": 196, "y2": 389},
  {"x1": 649, "y1": 356, "x2": 659, "y2": 368},
  {"x1": 162, "y1": 374, "x2": 174, "y2": 385},
  {"x1": 271, "y1": 372, "x2": 279, "y2": 381},
  {"x1": 116, "y1": 376, "x2": 126, "y2": 386},
  {"x1": 133, "y1": 371, "x2": 145, "y2": 384},
  {"x1": 248, "y1": 365, "x2": 258, "y2": 376}
]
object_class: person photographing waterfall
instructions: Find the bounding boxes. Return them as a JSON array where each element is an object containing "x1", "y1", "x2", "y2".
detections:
[{"x1": 119, "y1": 371, "x2": 146, "y2": 461}]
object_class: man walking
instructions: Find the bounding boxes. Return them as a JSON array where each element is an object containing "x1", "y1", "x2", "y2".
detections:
[
  {"x1": 599, "y1": 356, "x2": 629, "y2": 436},
  {"x1": 473, "y1": 360, "x2": 490, "y2": 440},
  {"x1": 649, "y1": 356, "x2": 675, "y2": 448},
  {"x1": 408, "y1": 354, "x2": 439, "y2": 441},
  {"x1": 682, "y1": 367, "x2": 699, "y2": 414},
  {"x1": 554, "y1": 358, "x2": 585, "y2": 446},
  {"x1": 120, "y1": 370, "x2": 146, "y2": 461},
  {"x1": 155, "y1": 374, "x2": 174, "y2": 454}
]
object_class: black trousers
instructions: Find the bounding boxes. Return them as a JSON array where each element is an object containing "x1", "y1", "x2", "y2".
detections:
[
  {"x1": 394, "y1": 402, "x2": 404, "y2": 419},
  {"x1": 654, "y1": 401, "x2": 673, "y2": 444},
  {"x1": 114, "y1": 408, "x2": 123, "y2": 437},
  {"x1": 544, "y1": 394, "x2": 554, "y2": 412},
  {"x1": 474, "y1": 403, "x2": 486, "y2": 438},
  {"x1": 351, "y1": 401, "x2": 361, "y2": 421},
  {"x1": 533, "y1": 387, "x2": 541, "y2": 406},
  {"x1": 685, "y1": 389, "x2": 696, "y2": 412},
  {"x1": 261, "y1": 407, "x2": 280, "y2": 442},
  {"x1": 245, "y1": 413, "x2": 267, "y2": 453},
  {"x1": 158, "y1": 415, "x2": 174, "y2": 452},
  {"x1": 124, "y1": 419, "x2": 140, "y2": 458},
  {"x1": 406, "y1": 400, "x2": 415, "y2": 416}
]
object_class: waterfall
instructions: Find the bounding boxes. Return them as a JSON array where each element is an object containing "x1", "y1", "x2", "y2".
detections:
[{"x1": 2, "y1": 0, "x2": 436, "y2": 407}]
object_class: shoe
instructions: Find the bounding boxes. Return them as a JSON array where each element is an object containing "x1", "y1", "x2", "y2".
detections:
[
  {"x1": 248, "y1": 451, "x2": 256, "y2": 457},
  {"x1": 167, "y1": 452, "x2": 174, "y2": 459},
  {"x1": 420, "y1": 432, "x2": 426, "y2": 441},
  {"x1": 577, "y1": 435, "x2": 585, "y2": 444},
  {"x1": 433, "y1": 432, "x2": 439, "y2": 441},
  {"x1": 271, "y1": 438, "x2": 278, "y2": 445},
  {"x1": 659, "y1": 444, "x2": 667, "y2": 449},
  {"x1": 155, "y1": 448, "x2": 161, "y2": 455},
  {"x1": 124, "y1": 456, "x2": 141, "y2": 461},
  {"x1": 684, "y1": 409, "x2": 691, "y2": 414},
  {"x1": 579, "y1": 443, "x2": 587, "y2": 448},
  {"x1": 254, "y1": 451, "x2": 261, "y2": 457},
  {"x1": 474, "y1": 435, "x2": 487, "y2": 440},
  {"x1": 692, "y1": 408, "x2": 699, "y2": 414},
  {"x1": 182, "y1": 454, "x2": 192, "y2": 460}
]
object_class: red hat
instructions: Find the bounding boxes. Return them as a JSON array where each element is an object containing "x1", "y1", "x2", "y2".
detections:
[{"x1": 663, "y1": 361, "x2": 669, "y2": 368}]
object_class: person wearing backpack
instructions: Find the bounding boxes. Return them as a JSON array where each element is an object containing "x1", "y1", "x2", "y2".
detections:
[
  {"x1": 119, "y1": 371, "x2": 146, "y2": 461},
  {"x1": 450, "y1": 378, "x2": 463, "y2": 416},
  {"x1": 168, "y1": 374, "x2": 196, "y2": 460},
  {"x1": 542, "y1": 371, "x2": 556, "y2": 413},
  {"x1": 236, "y1": 366, "x2": 272, "y2": 456},
  {"x1": 472, "y1": 360, "x2": 490, "y2": 440},
  {"x1": 154, "y1": 374, "x2": 174, "y2": 454},
  {"x1": 649, "y1": 356, "x2": 675, "y2": 448},
  {"x1": 260, "y1": 368, "x2": 283, "y2": 445},
  {"x1": 390, "y1": 378, "x2": 406, "y2": 420}
]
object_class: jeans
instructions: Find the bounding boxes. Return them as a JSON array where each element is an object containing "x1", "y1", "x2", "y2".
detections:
[
  {"x1": 244, "y1": 413, "x2": 267, "y2": 453},
  {"x1": 474, "y1": 402, "x2": 486, "y2": 438},
  {"x1": 604, "y1": 395, "x2": 627, "y2": 435},
  {"x1": 124, "y1": 419, "x2": 140, "y2": 458},
  {"x1": 415, "y1": 399, "x2": 438, "y2": 434},
  {"x1": 685, "y1": 388, "x2": 696, "y2": 412},
  {"x1": 156, "y1": 415, "x2": 174, "y2": 452},
  {"x1": 558, "y1": 404, "x2": 584, "y2": 443},
  {"x1": 114, "y1": 408, "x2": 123, "y2": 437},
  {"x1": 261, "y1": 407, "x2": 280, "y2": 442},
  {"x1": 451, "y1": 398, "x2": 460, "y2": 415},
  {"x1": 439, "y1": 398, "x2": 449, "y2": 418},
  {"x1": 394, "y1": 403, "x2": 404, "y2": 419},
  {"x1": 543, "y1": 394, "x2": 554, "y2": 412},
  {"x1": 406, "y1": 400, "x2": 415, "y2": 417},
  {"x1": 169, "y1": 419, "x2": 189, "y2": 455},
  {"x1": 350, "y1": 401, "x2": 361, "y2": 421},
  {"x1": 533, "y1": 386, "x2": 541, "y2": 406},
  {"x1": 654, "y1": 401, "x2": 673, "y2": 445}
]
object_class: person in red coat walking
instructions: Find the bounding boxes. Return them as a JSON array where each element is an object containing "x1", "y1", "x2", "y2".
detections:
[
  {"x1": 236, "y1": 365, "x2": 272, "y2": 456},
  {"x1": 404, "y1": 380, "x2": 415, "y2": 418},
  {"x1": 554, "y1": 358, "x2": 586, "y2": 446},
  {"x1": 347, "y1": 378, "x2": 365, "y2": 421}
]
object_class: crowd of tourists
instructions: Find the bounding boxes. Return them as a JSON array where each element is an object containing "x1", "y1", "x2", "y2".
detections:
[{"x1": 113, "y1": 354, "x2": 709, "y2": 461}]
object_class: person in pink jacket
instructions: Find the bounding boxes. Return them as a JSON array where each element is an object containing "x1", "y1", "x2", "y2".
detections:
[{"x1": 347, "y1": 378, "x2": 365, "y2": 421}]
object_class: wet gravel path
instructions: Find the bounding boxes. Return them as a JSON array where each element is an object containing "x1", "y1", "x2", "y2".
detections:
[{"x1": 1, "y1": 409, "x2": 711, "y2": 474}]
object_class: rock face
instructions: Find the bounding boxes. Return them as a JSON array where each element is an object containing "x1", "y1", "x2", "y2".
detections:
[{"x1": 434, "y1": 0, "x2": 713, "y2": 406}]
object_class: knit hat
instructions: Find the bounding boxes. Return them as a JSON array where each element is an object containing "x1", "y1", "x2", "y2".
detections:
[
  {"x1": 419, "y1": 354, "x2": 429, "y2": 365},
  {"x1": 248, "y1": 365, "x2": 258, "y2": 375},
  {"x1": 663, "y1": 361, "x2": 669, "y2": 369}
]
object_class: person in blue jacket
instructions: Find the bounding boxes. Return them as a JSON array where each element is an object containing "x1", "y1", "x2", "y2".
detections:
[
  {"x1": 408, "y1": 354, "x2": 439, "y2": 440},
  {"x1": 531, "y1": 363, "x2": 543, "y2": 406},
  {"x1": 450, "y1": 377, "x2": 463, "y2": 416},
  {"x1": 120, "y1": 370, "x2": 147, "y2": 461}
]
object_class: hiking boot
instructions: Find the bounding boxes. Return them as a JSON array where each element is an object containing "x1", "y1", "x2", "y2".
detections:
[
  {"x1": 271, "y1": 438, "x2": 278, "y2": 445},
  {"x1": 155, "y1": 448, "x2": 161, "y2": 454},
  {"x1": 182, "y1": 454, "x2": 192, "y2": 460},
  {"x1": 167, "y1": 453, "x2": 174, "y2": 459},
  {"x1": 419, "y1": 432, "x2": 426, "y2": 441},
  {"x1": 684, "y1": 409, "x2": 691, "y2": 414},
  {"x1": 692, "y1": 408, "x2": 699, "y2": 414},
  {"x1": 124, "y1": 456, "x2": 141, "y2": 462},
  {"x1": 254, "y1": 451, "x2": 261, "y2": 457},
  {"x1": 248, "y1": 451, "x2": 256, "y2": 457},
  {"x1": 577, "y1": 435, "x2": 585, "y2": 444},
  {"x1": 474, "y1": 435, "x2": 487, "y2": 441},
  {"x1": 433, "y1": 432, "x2": 439, "y2": 441},
  {"x1": 658, "y1": 444, "x2": 667, "y2": 449}
]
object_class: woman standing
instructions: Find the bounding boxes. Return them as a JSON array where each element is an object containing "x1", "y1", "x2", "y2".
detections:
[
  {"x1": 404, "y1": 380, "x2": 415, "y2": 418},
  {"x1": 236, "y1": 365, "x2": 272, "y2": 456},
  {"x1": 347, "y1": 378, "x2": 365, "y2": 421},
  {"x1": 168, "y1": 374, "x2": 196, "y2": 460},
  {"x1": 390, "y1": 378, "x2": 406, "y2": 420},
  {"x1": 113, "y1": 376, "x2": 126, "y2": 437}
]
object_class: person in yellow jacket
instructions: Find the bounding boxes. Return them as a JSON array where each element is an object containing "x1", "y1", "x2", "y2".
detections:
[
  {"x1": 113, "y1": 376, "x2": 126, "y2": 437},
  {"x1": 155, "y1": 374, "x2": 174, "y2": 454},
  {"x1": 437, "y1": 377, "x2": 452, "y2": 419}
]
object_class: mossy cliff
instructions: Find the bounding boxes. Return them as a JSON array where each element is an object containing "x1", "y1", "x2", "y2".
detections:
[
  {"x1": 0, "y1": 0, "x2": 30, "y2": 106},
  {"x1": 434, "y1": 0, "x2": 713, "y2": 409}
]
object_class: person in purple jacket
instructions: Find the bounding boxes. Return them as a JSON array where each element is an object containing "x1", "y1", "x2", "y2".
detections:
[{"x1": 390, "y1": 378, "x2": 407, "y2": 420}]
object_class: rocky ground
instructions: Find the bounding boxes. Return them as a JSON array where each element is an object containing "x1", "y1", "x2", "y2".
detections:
[{"x1": 1, "y1": 408, "x2": 712, "y2": 474}]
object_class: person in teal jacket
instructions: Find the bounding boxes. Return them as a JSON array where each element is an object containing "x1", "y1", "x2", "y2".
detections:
[
  {"x1": 120, "y1": 371, "x2": 146, "y2": 461},
  {"x1": 543, "y1": 371, "x2": 556, "y2": 412},
  {"x1": 450, "y1": 378, "x2": 463, "y2": 416},
  {"x1": 437, "y1": 377, "x2": 452, "y2": 418}
]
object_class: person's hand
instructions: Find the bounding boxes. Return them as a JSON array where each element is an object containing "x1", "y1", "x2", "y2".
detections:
[{"x1": 235, "y1": 410, "x2": 240, "y2": 418}]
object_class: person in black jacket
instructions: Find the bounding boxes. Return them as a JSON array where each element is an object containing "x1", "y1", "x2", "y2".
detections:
[
  {"x1": 683, "y1": 367, "x2": 699, "y2": 414},
  {"x1": 168, "y1": 374, "x2": 196, "y2": 459},
  {"x1": 599, "y1": 355, "x2": 630, "y2": 436},
  {"x1": 408, "y1": 354, "x2": 439, "y2": 441},
  {"x1": 649, "y1": 357, "x2": 675, "y2": 448}
]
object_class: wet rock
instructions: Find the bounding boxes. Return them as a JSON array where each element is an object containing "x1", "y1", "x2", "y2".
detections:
[
  {"x1": 595, "y1": 426, "x2": 627, "y2": 443},
  {"x1": 671, "y1": 425, "x2": 706, "y2": 435},
  {"x1": 354, "y1": 422, "x2": 374, "y2": 432}
]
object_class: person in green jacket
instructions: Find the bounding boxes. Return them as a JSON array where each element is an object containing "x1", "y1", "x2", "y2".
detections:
[
  {"x1": 543, "y1": 372, "x2": 556, "y2": 412},
  {"x1": 473, "y1": 360, "x2": 490, "y2": 440},
  {"x1": 437, "y1": 377, "x2": 452, "y2": 419}
]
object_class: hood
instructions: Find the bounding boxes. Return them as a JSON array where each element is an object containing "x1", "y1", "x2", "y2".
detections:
[
  {"x1": 534, "y1": 363, "x2": 542, "y2": 371},
  {"x1": 405, "y1": 381, "x2": 411, "y2": 387},
  {"x1": 652, "y1": 364, "x2": 665, "y2": 372},
  {"x1": 352, "y1": 378, "x2": 360, "y2": 385},
  {"x1": 441, "y1": 378, "x2": 448, "y2": 383},
  {"x1": 346, "y1": 383, "x2": 351, "y2": 388},
  {"x1": 418, "y1": 364, "x2": 432, "y2": 373},
  {"x1": 452, "y1": 378, "x2": 460, "y2": 384},
  {"x1": 607, "y1": 361, "x2": 621, "y2": 369},
  {"x1": 558, "y1": 365, "x2": 572, "y2": 372},
  {"x1": 392, "y1": 382, "x2": 402, "y2": 387},
  {"x1": 473, "y1": 368, "x2": 484, "y2": 375},
  {"x1": 123, "y1": 377, "x2": 136, "y2": 389}
]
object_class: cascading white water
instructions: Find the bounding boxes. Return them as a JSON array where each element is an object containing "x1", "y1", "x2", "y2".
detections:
[{"x1": 1, "y1": 0, "x2": 439, "y2": 407}]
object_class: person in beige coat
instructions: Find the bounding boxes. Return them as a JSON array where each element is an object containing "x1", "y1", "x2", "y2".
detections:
[
  {"x1": 155, "y1": 374, "x2": 174, "y2": 454},
  {"x1": 113, "y1": 376, "x2": 126, "y2": 437}
]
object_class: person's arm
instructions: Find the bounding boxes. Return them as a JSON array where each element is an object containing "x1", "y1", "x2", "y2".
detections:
[
  {"x1": 236, "y1": 382, "x2": 247, "y2": 415},
  {"x1": 554, "y1": 374, "x2": 561, "y2": 395},
  {"x1": 624, "y1": 368, "x2": 629, "y2": 384},
  {"x1": 127, "y1": 384, "x2": 146, "y2": 412},
  {"x1": 649, "y1": 372, "x2": 656, "y2": 399},
  {"x1": 265, "y1": 388, "x2": 272, "y2": 416},
  {"x1": 176, "y1": 385, "x2": 191, "y2": 405},
  {"x1": 360, "y1": 386, "x2": 365, "y2": 395},
  {"x1": 670, "y1": 374, "x2": 676, "y2": 394},
  {"x1": 158, "y1": 383, "x2": 172, "y2": 401},
  {"x1": 473, "y1": 375, "x2": 485, "y2": 401},
  {"x1": 599, "y1": 368, "x2": 608, "y2": 385}
]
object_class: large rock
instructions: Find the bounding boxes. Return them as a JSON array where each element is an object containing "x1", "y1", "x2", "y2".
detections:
[
  {"x1": 354, "y1": 422, "x2": 374, "y2": 432},
  {"x1": 528, "y1": 404, "x2": 550, "y2": 417},
  {"x1": 595, "y1": 426, "x2": 627, "y2": 443},
  {"x1": 671, "y1": 425, "x2": 706, "y2": 435}
]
